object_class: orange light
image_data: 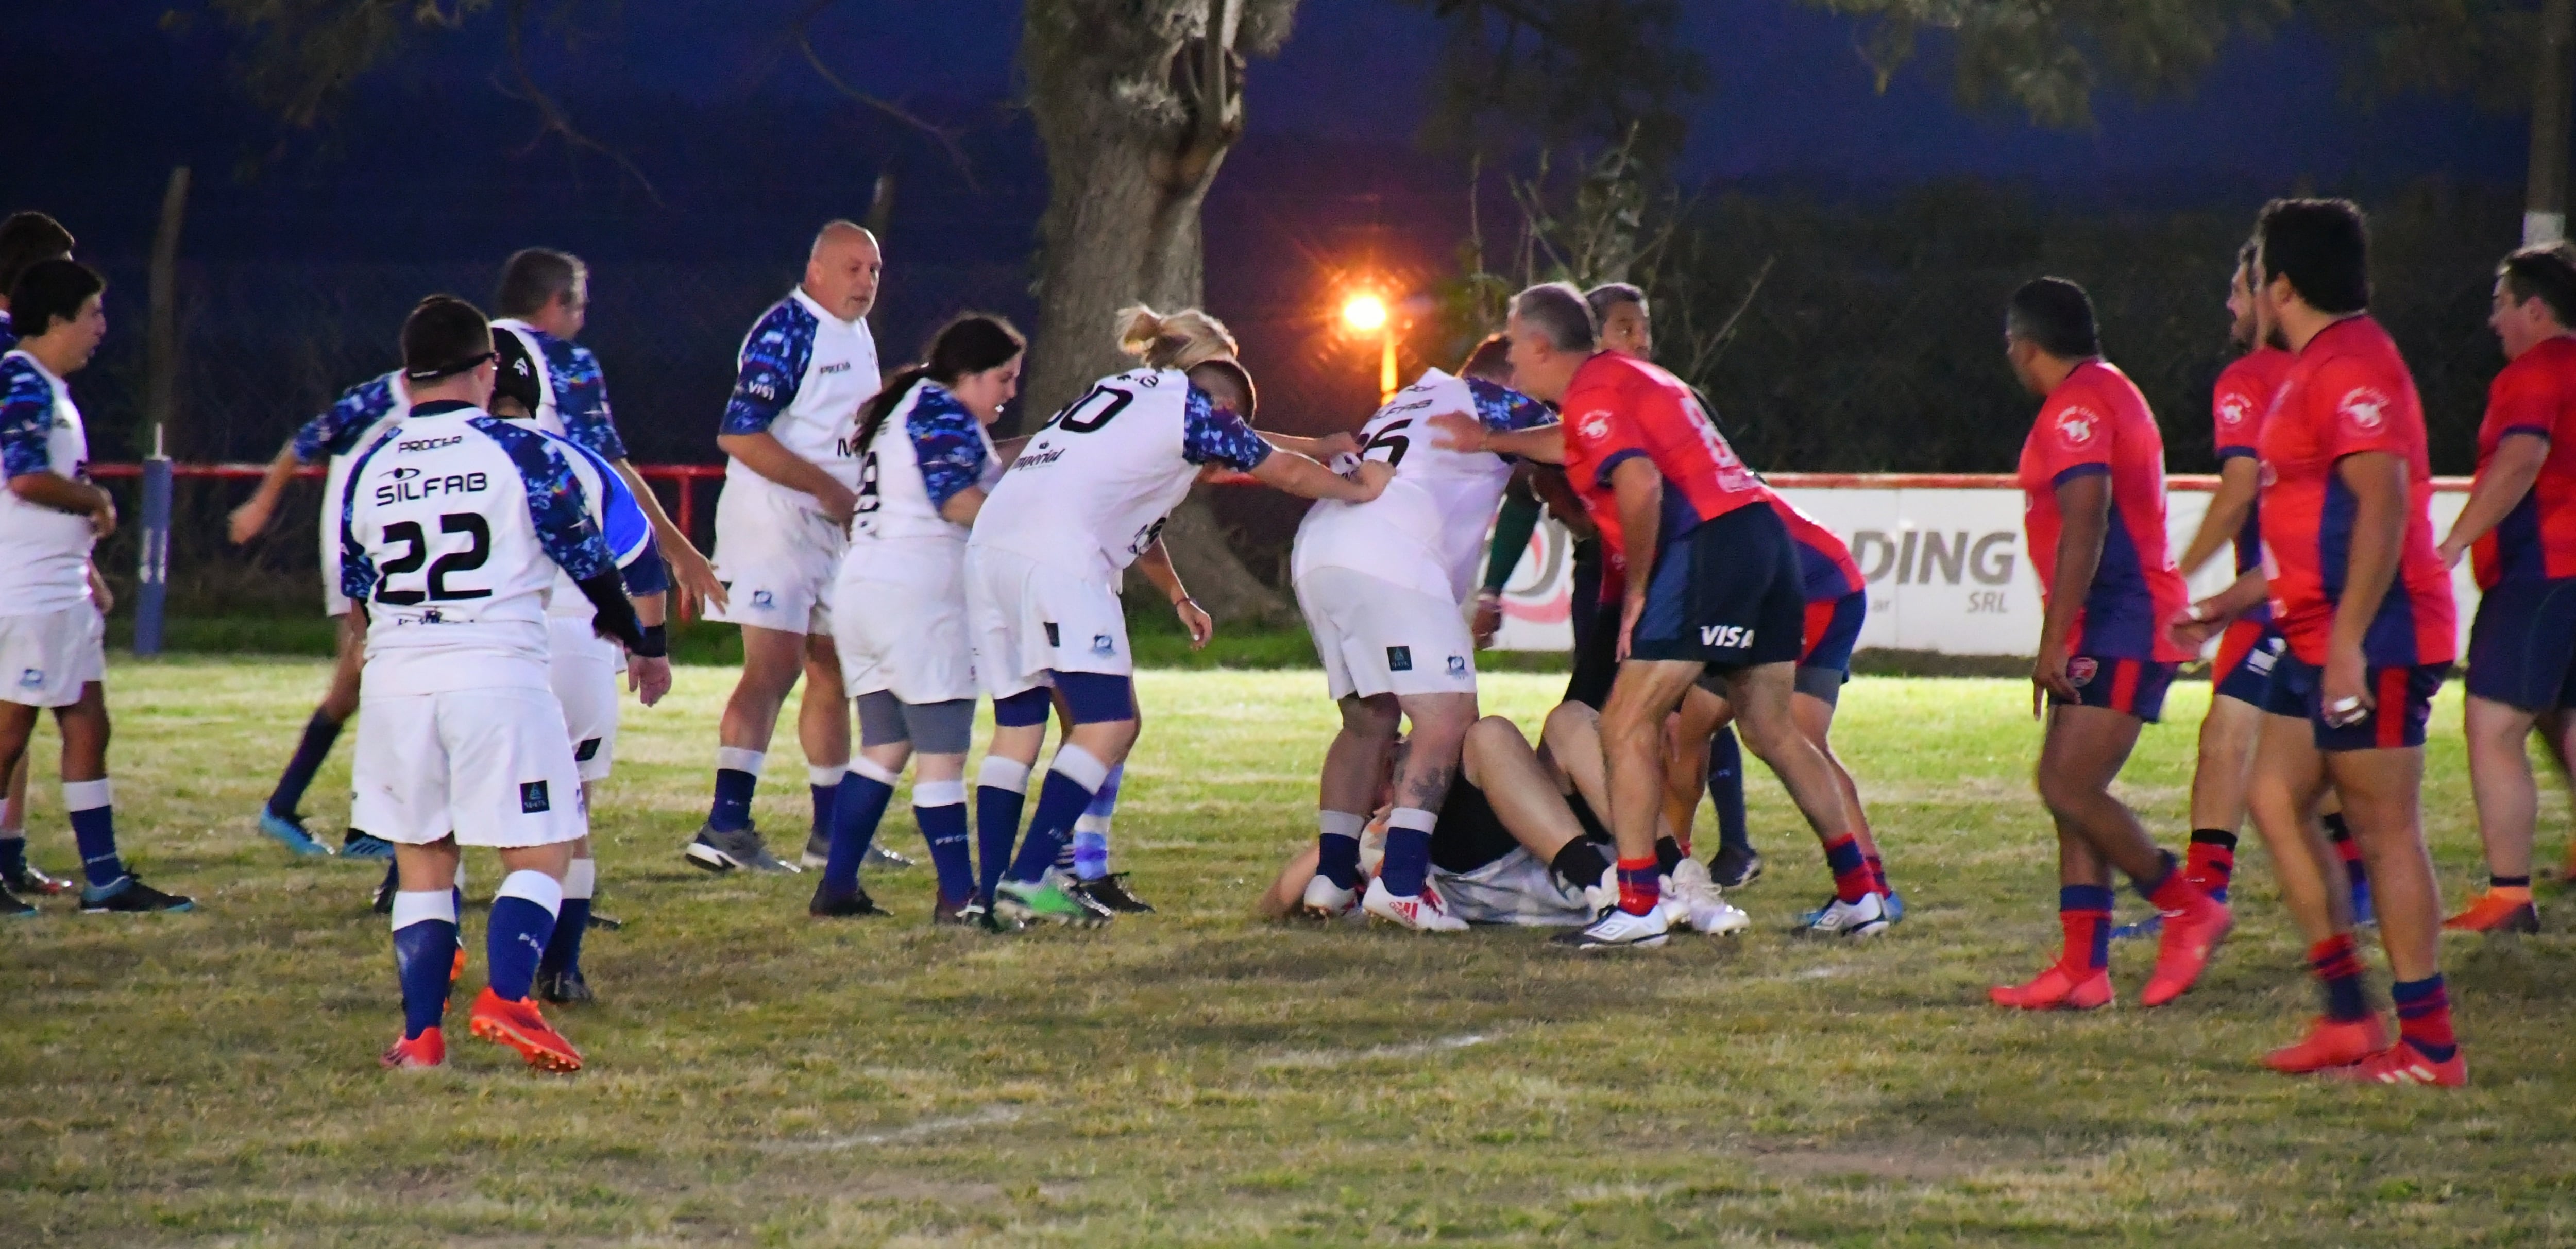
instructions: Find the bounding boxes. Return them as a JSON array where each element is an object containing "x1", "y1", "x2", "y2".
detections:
[{"x1": 1341, "y1": 294, "x2": 1388, "y2": 333}]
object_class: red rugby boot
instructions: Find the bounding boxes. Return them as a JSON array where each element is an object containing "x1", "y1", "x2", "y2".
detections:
[
  {"x1": 380, "y1": 1027, "x2": 446, "y2": 1070},
  {"x1": 2327, "y1": 1040, "x2": 2467, "y2": 1088},
  {"x1": 2262, "y1": 1015, "x2": 2388, "y2": 1074},
  {"x1": 1988, "y1": 961, "x2": 2114, "y2": 1010},
  {"x1": 2141, "y1": 896, "x2": 2231, "y2": 1007},
  {"x1": 468, "y1": 987, "x2": 583, "y2": 1073}
]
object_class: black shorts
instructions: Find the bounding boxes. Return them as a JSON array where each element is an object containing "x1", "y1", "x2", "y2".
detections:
[
  {"x1": 2464, "y1": 577, "x2": 2576, "y2": 712},
  {"x1": 1430, "y1": 774, "x2": 1608, "y2": 875},
  {"x1": 1564, "y1": 593, "x2": 1621, "y2": 710},
  {"x1": 1626, "y1": 503, "x2": 1806, "y2": 671}
]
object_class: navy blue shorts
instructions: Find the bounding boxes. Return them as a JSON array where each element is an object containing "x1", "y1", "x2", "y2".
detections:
[
  {"x1": 1628, "y1": 503, "x2": 1806, "y2": 671},
  {"x1": 2046, "y1": 656, "x2": 2176, "y2": 723},
  {"x1": 2464, "y1": 577, "x2": 2576, "y2": 712},
  {"x1": 2262, "y1": 653, "x2": 2449, "y2": 752},
  {"x1": 2212, "y1": 618, "x2": 2288, "y2": 707}
]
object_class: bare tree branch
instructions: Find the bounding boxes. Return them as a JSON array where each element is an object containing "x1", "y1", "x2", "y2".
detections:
[
  {"x1": 495, "y1": 0, "x2": 664, "y2": 204},
  {"x1": 789, "y1": 0, "x2": 979, "y2": 186}
]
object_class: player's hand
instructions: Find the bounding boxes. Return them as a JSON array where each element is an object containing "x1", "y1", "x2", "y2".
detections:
[
  {"x1": 628, "y1": 654, "x2": 673, "y2": 707},
  {"x1": 1471, "y1": 590, "x2": 1503, "y2": 647},
  {"x1": 88, "y1": 489, "x2": 117, "y2": 540},
  {"x1": 1425, "y1": 410, "x2": 1485, "y2": 454},
  {"x1": 2435, "y1": 537, "x2": 2467, "y2": 570},
  {"x1": 2031, "y1": 640, "x2": 2079, "y2": 717},
  {"x1": 814, "y1": 481, "x2": 859, "y2": 527},
  {"x1": 2321, "y1": 642, "x2": 2373, "y2": 727},
  {"x1": 1616, "y1": 594, "x2": 1643, "y2": 662},
  {"x1": 226, "y1": 498, "x2": 271, "y2": 545},
  {"x1": 87, "y1": 564, "x2": 113, "y2": 614},
  {"x1": 1173, "y1": 595, "x2": 1214, "y2": 649},
  {"x1": 1310, "y1": 431, "x2": 1361, "y2": 461},
  {"x1": 667, "y1": 542, "x2": 727, "y2": 615},
  {"x1": 1349, "y1": 459, "x2": 1394, "y2": 500},
  {"x1": 2166, "y1": 600, "x2": 2226, "y2": 652}
]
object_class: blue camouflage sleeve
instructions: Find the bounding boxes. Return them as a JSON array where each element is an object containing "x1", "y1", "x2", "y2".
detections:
[
  {"x1": 478, "y1": 418, "x2": 617, "y2": 580},
  {"x1": 1466, "y1": 377, "x2": 1553, "y2": 432},
  {"x1": 720, "y1": 300, "x2": 815, "y2": 436},
  {"x1": 336, "y1": 436, "x2": 394, "y2": 604},
  {"x1": 1179, "y1": 385, "x2": 1275, "y2": 471},
  {"x1": 907, "y1": 386, "x2": 991, "y2": 510},
  {"x1": 0, "y1": 359, "x2": 53, "y2": 478},
  {"x1": 294, "y1": 375, "x2": 400, "y2": 463},
  {"x1": 547, "y1": 339, "x2": 630, "y2": 460}
]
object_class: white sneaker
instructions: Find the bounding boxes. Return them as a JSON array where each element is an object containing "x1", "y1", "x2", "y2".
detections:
[
  {"x1": 1551, "y1": 903, "x2": 1671, "y2": 949},
  {"x1": 1802, "y1": 891, "x2": 1889, "y2": 939},
  {"x1": 1300, "y1": 873, "x2": 1361, "y2": 922},
  {"x1": 1361, "y1": 876, "x2": 1468, "y2": 932},
  {"x1": 1666, "y1": 859, "x2": 1750, "y2": 935},
  {"x1": 1583, "y1": 865, "x2": 1618, "y2": 917}
]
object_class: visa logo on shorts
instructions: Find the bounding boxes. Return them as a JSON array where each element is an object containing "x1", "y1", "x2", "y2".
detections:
[
  {"x1": 1698, "y1": 625, "x2": 1756, "y2": 648},
  {"x1": 374, "y1": 470, "x2": 488, "y2": 504}
]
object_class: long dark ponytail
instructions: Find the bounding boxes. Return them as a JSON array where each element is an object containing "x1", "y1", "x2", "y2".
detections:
[{"x1": 853, "y1": 312, "x2": 1028, "y2": 456}]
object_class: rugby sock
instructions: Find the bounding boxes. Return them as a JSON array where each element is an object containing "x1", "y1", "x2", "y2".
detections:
[
  {"x1": 391, "y1": 889, "x2": 460, "y2": 1040},
  {"x1": 2307, "y1": 934, "x2": 2369, "y2": 1023},
  {"x1": 1616, "y1": 856, "x2": 1661, "y2": 916},
  {"x1": 1007, "y1": 746, "x2": 1108, "y2": 885},
  {"x1": 2185, "y1": 829, "x2": 2239, "y2": 903},
  {"x1": 486, "y1": 870, "x2": 563, "y2": 1004},
  {"x1": 1070, "y1": 763, "x2": 1122, "y2": 881},
  {"x1": 1708, "y1": 726, "x2": 1750, "y2": 855},
  {"x1": 2059, "y1": 885, "x2": 2115, "y2": 971},
  {"x1": 539, "y1": 858, "x2": 594, "y2": 981},
  {"x1": 0, "y1": 831, "x2": 24, "y2": 881},
  {"x1": 2484, "y1": 875, "x2": 2534, "y2": 903},
  {"x1": 708, "y1": 748, "x2": 763, "y2": 833},
  {"x1": 265, "y1": 709, "x2": 344, "y2": 819},
  {"x1": 1316, "y1": 810, "x2": 1366, "y2": 891},
  {"x1": 2391, "y1": 974, "x2": 2459, "y2": 1063},
  {"x1": 808, "y1": 764, "x2": 845, "y2": 850},
  {"x1": 821, "y1": 759, "x2": 898, "y2": 896},
  {"x1": 1864, "y1": 852, "x2": 1893, "y2": 898},
  {"x1": 64, "y1": 779, "x2": 123, "y2": 889},
  {"x1": 2324, "y1": 811, "x2": 2367, "y2": 888},
  {"x1": 1823, "y1": 834, "x2": 1872, "y2": 905},
  {"x1": 1380, "y1": 807, "x2": 1438, "y2": 898},
  {"x1": 912, "y1": 781, "x2": 973, "y2": 904},
  {"x1": 974, "y1": 757, "x2": 1031, "y2": 904},
  {"x1": 1653, "y1": 834, "x2": 1687, "y2": 877},
  {"x1": 1551, "y1": 839, "x2": 1611, "y2": 893},
  {"x1": 2136, "y1": 850, "x2": 2215, "y2": 914}
]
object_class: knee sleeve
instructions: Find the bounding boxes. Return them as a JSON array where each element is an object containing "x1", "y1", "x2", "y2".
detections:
[
  {"x1": 855, "y1": 690, "x2": 910, "y2": 748},
  {"x1": 1053, "y1": 671, "x2": 1137, "y2": 725},
  {"x1": 899, "y1": 699, "x2": 977, "y2": 755},
  {"x1": 994, "y1": 687, "x2": 1053, "y2": 728}
]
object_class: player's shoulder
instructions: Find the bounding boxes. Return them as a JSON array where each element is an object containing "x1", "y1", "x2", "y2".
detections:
[
  {"x1": 908, "y1": 380, "x2": 973, "y2": 424},
  {"x1": 2496, "y1": 335, "x2": 2576, "y2": 395},
  {"x1": 0, "y1": 351, "x2": 44, "y2": 396},
  {"x1": 745, "y1": 294, "x2": 820, "y2": 350}
]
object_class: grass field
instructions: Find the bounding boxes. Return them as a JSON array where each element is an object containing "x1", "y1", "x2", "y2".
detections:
[{"x1": 6, "y1": 660, "x2": 2575, "y2": 1246}]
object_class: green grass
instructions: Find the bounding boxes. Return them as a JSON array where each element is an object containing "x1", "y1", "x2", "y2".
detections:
[{"x1": 5, "y1": 661, "x2": 2574, "y2": 1246}]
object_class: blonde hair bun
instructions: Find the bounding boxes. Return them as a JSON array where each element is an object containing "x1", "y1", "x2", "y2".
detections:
[{"x1": 1115, "y1": 303, "x2": 1240, "y2": 371}]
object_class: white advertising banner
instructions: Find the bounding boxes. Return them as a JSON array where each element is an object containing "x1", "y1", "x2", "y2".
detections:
[{"x1": 1488, "y1": 480, "x2": 2480, "y2": 658}]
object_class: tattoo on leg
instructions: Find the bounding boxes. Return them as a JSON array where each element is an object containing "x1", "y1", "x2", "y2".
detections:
[{"x1": 1401, "y1": 763, "x2": 1456, "y2": 812}]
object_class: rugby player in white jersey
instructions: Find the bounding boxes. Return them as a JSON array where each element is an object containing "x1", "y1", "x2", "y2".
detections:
[
  {"x1": 0, "y1": 260, "x2": 192, "y2": 916},
  {"x1": 1290, "y1": 335, "x2": 1553, "y2": 931},
  {"x1": 690, "y1": 221, "x2": 883, "y2": 876},
  {"x1": 0, "y1": 211, "x2": 78, "y2": 899},
  {"x1": 345, "y1": 296, "x2": 658, "y2": 1072},
  {"x1": 960, "y1": 305, "x2": 1391, "y2": 927}
]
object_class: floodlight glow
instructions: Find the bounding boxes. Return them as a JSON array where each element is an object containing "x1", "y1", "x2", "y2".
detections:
[{"x1": 1341, "y1": 294, "x2": 1388, "y2": 332}]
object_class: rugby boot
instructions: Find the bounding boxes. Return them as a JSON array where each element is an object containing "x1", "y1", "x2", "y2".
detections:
[
  {"x1": 341, "y1": 829, "x2": 396, "y2": 859},
  {"x1": 1664, "y1": 859, "x2": 1748, "y2": 935},
  {"x1": 685, "y1": 823, "x2": 799, "y2": 874},
  {"x1": 256, "y1": 808, "x2": 334, "y2": 857},
  {"x1": 863, "y1": 843, "x2": 916, "y2": 871},
  {"x1": 2140, "y1": 895, "x2": 2231, "y2": 1007},
  {"x1": 79, "y1": 876, "x2": 194, "y2": 914},
  {"x1": 2442, "y1": 891, "x2": 2539, "y2": 934},
  {"x1": 1708, "y1": 844, "x2": 1764, "y2": 889},
  {"x1": 1071, "y1": 872, "x2": 1155, "y2": 914},
  {"x1": 1988, "y1": 961, "x2": 2114, "y2": 1011},
  {"x1": 2328, "y1": 1040, "x2": 2467, "y2": 1088},
  {"x1": 1361, "y1": 876, "x2": 1468, "y2": 933},
  {"x1": 380, "y1": 1027, "x2": 446, "y2": 1070},
  {"x1": 468, "y1": 987, "x2": 582, "y2": 1073},
  {"x1": 1800, "y1": 891, "x2": 1889, "y2": 939},
  {"x1": 994, "y1": 872, "x2": 1107, "y2": 927},
  {"x1": 1, "y1": 884, "x2": 35, "y2": 918},
  {"x1": 1299, "y1": 873, "x2": 1361, "y2": 922},
  {"x1": 2263, "y1": 1015, "x2": 2389, "y2": 1074},
  {"x1": 809, "y1": 883, "x2": 891, "y2": 918},
  {"x1": 535, "y1": 969, "x2": 595, "y2": 1006},
  {"x1": 2, "y1": 859, "x2": 73, "y2": 896},
  {"x1": 1551, "y1": 902, "x2": 1670, "y2": 950}
]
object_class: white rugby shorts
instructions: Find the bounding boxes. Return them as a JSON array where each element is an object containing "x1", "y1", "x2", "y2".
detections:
[
  {"x1": 1295, "y1": 565, "x2": 1478, "y2": 702},
  {"x1": 546, "y1": 614, "x2": 623, "y2": 783},
  {"x1": 1430, "y1": 846, "x2": 1592, "y2": 927},
  {"x1": 0, "y1": 604, "x2": 105, "y2": 709},
  {"x1": 704, "y1": 481, "x2": 844, "y2": 636},
  {"x1": 834, "y1": 542, "x2": 977, "y2": 704},
  {"x1": 350, "y1": 683, "x2": 587, "y2": 847},
  {"x1": 964, "y1": 545, "x2": 1129, "y2": 700}
]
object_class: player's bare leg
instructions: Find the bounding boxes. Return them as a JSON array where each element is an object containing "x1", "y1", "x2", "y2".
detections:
[
  {"x1": 1304, "y1": 694, "x2": 1400, "y2": 918},
  {"x1": 690, "y1": 624, "x2": 810, "y2": 872},
  {"x1": 0, "y1": 748, "x2": 63, "y2": 903},
  {"x1": 2448, "y1": 695, "x2": 2547, "y2": 931},
  {"x1": 1358, "y1": 691, "x2": 1476, "y2": 931},
  {"x1": 1564, "y1": 658, "x2": 1705, "y2": 948},
  {"x1": 1717, "y1": 662, "x2": 1877, "y2": 937},
  {"x1": 2241, "y1": 710, "x2": 2387, "y2": 1071}
]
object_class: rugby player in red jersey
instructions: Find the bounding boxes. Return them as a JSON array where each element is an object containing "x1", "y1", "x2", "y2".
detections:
[
  {"x1": 2178, "y1": 199, "x2": 2463, "y2": 1085},
  {"x1": 1989, "y1": 277, "x2": 2225, "y2": 1012},
  {"x1": 1432, "y1": 282, "x2": 1870, "y2": 949},
  {"x1": 2434, "y1": 244, "x2": 2576, "y2": 934}
]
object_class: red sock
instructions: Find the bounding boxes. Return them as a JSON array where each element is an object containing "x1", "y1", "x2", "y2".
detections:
[
  {"x1": 2391, "y1": 975, "x2": 2456, "y2": 1061},
  {"x1": 2307, "y1": 935, "x2": 2369, "y2": 1022},
  {"x1": 2059, "y1": 885, "x2": 2114, "y2": 971},
  {"x1": 1616, "y1": 857, "x2": 1660, "y2": 916},
  {"x1": 1822, "y1": 835, "x2": 1871, "y2": 904},
  {"x1": 1865, "y1": 852, "x2": 1892, "y2": 898},
  {"x1": 2142, "y1": 854, "x2": 2214, "y2": 914},
  {"x1": 2184, "y1": 830, "x2": 2237, "y2": 897}
]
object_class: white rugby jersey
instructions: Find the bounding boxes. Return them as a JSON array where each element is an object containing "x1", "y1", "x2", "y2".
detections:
[
  {"x1": 339, "y1": 400, "x2": 620, "y2": 694},
  {"x1": 539, "y1": 431, "x2": 659, "y2": 618},
  {"x1": 0, "y1": 350, "x2": 97, "y2": 615},
  {"x1": 719, "y1": 287, "x2": 880, "y2": 508},
  {"x1": 852, "y1": 378, "x2": 1001, "y2": 548},
  {"x1": 297, "y1": 372, "x2": 412, "y2": 589},
  {"x1": 1293, "y1": 368, "x2": 1552, "y2": 602},
  {"x1": 969, "y1": 368, "x2": 1273, "y2": 579}
]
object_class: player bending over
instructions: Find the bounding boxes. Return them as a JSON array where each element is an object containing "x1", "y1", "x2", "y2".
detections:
[
  {"x1": 2176, "y1": 200, "x2": 2463, "y2": 1085},
  {"x1": 814, "y1": 313, "x2": 1027, "y2": 921},
  {"x1": 960, "y1": 305, "x2": 1388, "y2": 928},
  {"x1": 349, "y1": 296, "x2": 659, "y2": 1072}
]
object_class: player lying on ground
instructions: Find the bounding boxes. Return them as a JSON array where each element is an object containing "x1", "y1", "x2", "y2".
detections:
[{"x1": 1261, "y1": 703, "x2": 1746, "y2": 934}]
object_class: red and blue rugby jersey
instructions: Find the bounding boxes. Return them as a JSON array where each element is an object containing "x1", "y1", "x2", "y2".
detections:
[
  {"x1": 2214, "y1": 347, "x2": 2296, "y2": 585},
  {"x1": 2470, "y1": 334, "x2": 2576, "y2": 588},
  {"x1": 1561, "y1": 352, "x2": 1766, "y2": 585},
  {"x1": 1764, "y1": 487, "x2": 1863, "y2": 603},
  {"x1": 2015, "y1": 360, "x2": 2192, "y2": 663},
  {"x1": 2258, "y1": 316, "x2": 2456, "y2": 667}
]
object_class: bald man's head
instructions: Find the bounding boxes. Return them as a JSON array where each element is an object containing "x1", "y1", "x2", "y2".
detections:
[{"x1": 803, "y1": 220, "x2": 882, "y2": 322}]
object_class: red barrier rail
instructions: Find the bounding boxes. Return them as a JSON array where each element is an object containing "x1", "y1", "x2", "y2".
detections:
[{"x1": 91, "y1": 461, "x2": 733, "y2": 538}]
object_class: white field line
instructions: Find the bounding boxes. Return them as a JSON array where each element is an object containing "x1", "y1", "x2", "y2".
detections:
[
  {"x1": 766, "y1": 1104, "x2": 1024, "y2": 1153},
  {"x1": 1253, "y1": 1032, "x2": 1495, "y2": 1071}
]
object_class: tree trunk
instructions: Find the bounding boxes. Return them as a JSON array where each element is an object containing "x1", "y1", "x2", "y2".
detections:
[
  {"x1": 2528, "y1": 0, "x2": 2574, "y2": 246},
  {"x1": 1021, "y1": 0, "x2": 1299, "y2": 625}
]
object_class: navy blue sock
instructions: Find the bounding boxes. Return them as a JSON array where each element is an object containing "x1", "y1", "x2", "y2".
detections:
[
  {"x1": 1008, "y1": 767, "x2": 1098, "y2": 884},
  {"x1": 538, "y1": 860, "x2": 594, "y2": 979},
  {"x1": 1708, "y1": 727, "x2": 1750, "y2": 854},
  {"x1": 485, "y1": 872, "x2": 561, "y2": 1003},
  {"x1": 1380, "y1": 826, "x2": 1433, "y2": 896},
  {"x1": 1317, "y1": 811, "x2": 1365, "y2": 891},
  {"x1": 915, "y1": 788, "x2": 974, "y2": 904},
  {"x1": 822, "y1": 766, "x2": 897, "y2": 895},
  {"x1": 810, "y1": 780, "x2": 837, "y2": 846},
  {"x1": 267, "y1": 709, "x2": 345, "y2": 819},
  {"x1": 975, "y1": 763, "x2": 1030, "y2": 904},
  {"x1": 392, "y1": 899, "x2": 459, "y2": 1040},
  {"x1": 65, "y1": 782, "x2": 123, "y2": 888},
  {"x1": 707, "y1": 762, "x2": 758, "y2": 832},
  {"x1": 0, "y1": 835, "x2": 24, "y2": 880}
]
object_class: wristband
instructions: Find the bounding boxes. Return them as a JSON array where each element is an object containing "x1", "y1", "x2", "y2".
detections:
[{"x1": 633, "y1": 623, "x2": 668, "y2": 659}]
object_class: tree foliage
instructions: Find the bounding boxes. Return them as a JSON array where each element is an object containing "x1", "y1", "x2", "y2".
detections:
[{"x1": 1400, "y1": 0, "x2": 1707, "y2": 170}]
